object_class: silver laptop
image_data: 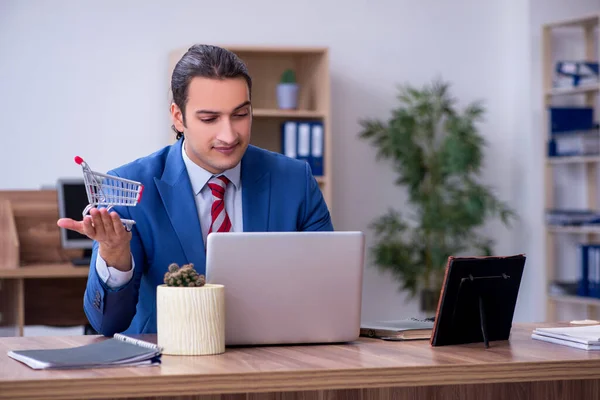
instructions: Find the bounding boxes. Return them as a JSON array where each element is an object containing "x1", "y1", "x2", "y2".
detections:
[{"x1": 205, "y1": 231, "x2": 365, "y2": 346}]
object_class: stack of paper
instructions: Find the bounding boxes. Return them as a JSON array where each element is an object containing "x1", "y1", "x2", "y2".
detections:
[
  {"x1": 360, "y1": 318, "x2": 434, "y2": 341},
  {"x1": 532, "y1": 324, "x2": 600, "y2": 350}
]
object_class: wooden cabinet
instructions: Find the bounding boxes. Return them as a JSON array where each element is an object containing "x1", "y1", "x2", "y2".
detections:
[{"x1": 0, "y1": 190, "x2": 90, "y2": 336}]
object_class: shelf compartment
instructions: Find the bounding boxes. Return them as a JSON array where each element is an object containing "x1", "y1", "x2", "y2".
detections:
[
  {"x1": 549, "y1": 294, "x2": 600, "y2": 306},
  {"x1": 547, "y1": 225, "x2": 600, "y2": 234},
  {"x1": 168, "y1": 46, "x2": 329, "y2": 114},
  {"x1": 545, "y1": 85, "x2": 599, "y2": 97},
  {"x1": 547, "y1": 155, "x2": 600, "y2": 165}
]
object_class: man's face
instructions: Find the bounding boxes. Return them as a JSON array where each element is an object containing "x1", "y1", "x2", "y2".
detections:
[{"x1": 171, "y1": 76, "x2": 252, "y2": 174}]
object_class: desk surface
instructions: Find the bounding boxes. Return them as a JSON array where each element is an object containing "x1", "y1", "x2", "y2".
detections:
[{"x1": 1, "y1": 323, "x2": 600, "y2": 399}]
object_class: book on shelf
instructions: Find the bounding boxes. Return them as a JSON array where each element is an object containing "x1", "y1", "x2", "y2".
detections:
[
  {"x1": 360, "y1": 318, "x2": 434, "y2": 341},
  {"x1": 532, "y1": 324, "x2": 600, "y2": 351},
  {"x1": 553, "y1": 61, "x2": 599, "y2": 89},
  {"x1": 545, "y1": 209, "x2": 600, "y2": 226},
  {"x1": 548, "y1": 107, "x2": 596, "y2": 134},
  {"x1": 548, "y1": 134, "x2": 600, "y2": 158},
  {"x1": 546, "y1": 106, "x2": 599, "y2": 158},
  {"x1": 7, "y1": 333, "x2": 162, "y2": 370}
]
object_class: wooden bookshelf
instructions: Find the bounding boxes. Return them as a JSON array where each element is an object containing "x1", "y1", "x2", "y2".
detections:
[
  {"x1": 167, "y1": 45, "x2": 333, "y2": 215},
  {"x1": 0, "y1": 190, "x2": 89, "y2": 337},
  {"x1": 543, "y1": 13, "x2": 600, "y2": 321}
]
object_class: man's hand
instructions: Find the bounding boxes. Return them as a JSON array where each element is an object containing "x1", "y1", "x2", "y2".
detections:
[{"x1": 57, "y1": 207, "x2": 132, "y2": 271}]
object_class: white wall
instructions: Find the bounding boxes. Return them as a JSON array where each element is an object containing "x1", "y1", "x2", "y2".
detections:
[{"x1": 0, "y1": 0, "x2": 597, "y2": 324}]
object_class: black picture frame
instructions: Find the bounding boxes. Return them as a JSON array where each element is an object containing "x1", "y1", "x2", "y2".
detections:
[{"x1": 430, "y1": 254, "x2": 526, "y2": 348}]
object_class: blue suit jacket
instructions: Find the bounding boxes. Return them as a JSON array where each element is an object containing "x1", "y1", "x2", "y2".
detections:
[{"x1": 84, "y1": 139, "x2": 333, "y2": 336}]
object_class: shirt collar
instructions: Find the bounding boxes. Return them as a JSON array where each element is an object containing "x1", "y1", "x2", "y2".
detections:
[{"x1": 181, "y1": 139, "x2": 241, "y2": 195}]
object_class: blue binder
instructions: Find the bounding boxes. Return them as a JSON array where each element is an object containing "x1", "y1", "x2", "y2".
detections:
[
  {"x1": 578, "y1": 244, "x2": 600, "y2": 298},
  {"x1": 549, "y1": 107, "x2": 594, "y2": 134},
  {"x1": 310, "y1": 121, "x2": 324, "y2": 176},
  {"x1": 281, "y1": 121, "x2": 297, "y2": 159},
  {"x1": 578, "y1": 244, "x2": 590, "y2": 297},
  {"x1": 592, "y1": 246, "x2": 600, "y2": 298},
  {"x1": 296, "y1": 122, "x2": 311, "y2": 167},
  {"x1": 280, "y1": 120, "x2": 325, "y2": 177}
]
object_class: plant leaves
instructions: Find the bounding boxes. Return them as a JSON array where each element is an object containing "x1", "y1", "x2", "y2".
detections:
[{"x1": 356, "y1": 78, "x2": 517, "y2": 300}]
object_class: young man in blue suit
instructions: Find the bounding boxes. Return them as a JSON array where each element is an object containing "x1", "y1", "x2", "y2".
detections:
[{"x1": 57, "y1": 44, "x2": 333, "y2": 336}]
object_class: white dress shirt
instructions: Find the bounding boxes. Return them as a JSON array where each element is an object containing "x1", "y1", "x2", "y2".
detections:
[{"x1": 96, "y1": 139, "x2": 243, "y2": 288}]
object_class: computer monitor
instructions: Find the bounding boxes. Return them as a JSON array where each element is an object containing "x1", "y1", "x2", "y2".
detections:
[{"x1": 56, "y1": 178, "x2": 93, "y2": 265}]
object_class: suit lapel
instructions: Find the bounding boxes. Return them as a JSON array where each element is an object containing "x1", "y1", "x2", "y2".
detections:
[
  {"x1": 241, "y1": 146, "x2": 271, "y2": 232},
  {"x1": 154, "y1": 140, "x2": 205, "y2": 266}
]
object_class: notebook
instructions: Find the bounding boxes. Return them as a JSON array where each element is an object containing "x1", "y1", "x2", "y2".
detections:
[
  {"x1": 360, "y1": 318, "x2": 434, "y2": 341},
  {"x1": 532, "y1": 324, "x2": 600, "y2": 350},
  {"x1": 7, "y1": 333, "x2": 162, "y2": 370}
]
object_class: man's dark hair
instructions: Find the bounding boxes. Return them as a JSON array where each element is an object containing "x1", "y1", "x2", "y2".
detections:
[{"x1": 170, "y1": 44, "x2": 252, "y2": 140}]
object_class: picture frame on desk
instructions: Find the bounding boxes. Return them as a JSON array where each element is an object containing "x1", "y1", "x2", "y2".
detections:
[{"x1": 430, "y1": 254, "x2": 526, "y2": 348}]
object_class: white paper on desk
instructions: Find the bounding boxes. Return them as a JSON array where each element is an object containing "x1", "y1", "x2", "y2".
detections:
[
  {"x1": 533, "y1": 325, "x2": 600, "y2": 345},
  {"x1": 531, "y1": 333, "x2": 600, "y2": 350}
]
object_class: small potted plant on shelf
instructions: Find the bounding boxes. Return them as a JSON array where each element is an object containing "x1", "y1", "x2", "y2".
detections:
[
  {"x1": 156, "y1": 263, "x2": 225, "y2": 355},
  {"x1": 277, "y1": 69, "x2": 299, "y2": 109}
]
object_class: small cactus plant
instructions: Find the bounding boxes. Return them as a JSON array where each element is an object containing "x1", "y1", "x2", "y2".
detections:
[
  {"x1": 163, "y1": 263, "x2": 206, "y2": 287},
  {"x1": 280, "y1": 69, "x2": 296, "y2": 84}
]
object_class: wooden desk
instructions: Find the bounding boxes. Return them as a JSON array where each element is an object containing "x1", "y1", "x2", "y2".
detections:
[{"x1": 1, "y1": 324, "x2": 599, "y2": 400}]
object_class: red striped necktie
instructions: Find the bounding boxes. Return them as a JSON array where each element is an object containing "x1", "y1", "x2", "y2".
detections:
[{"x1": 208, "y1": 175, "x2": 232, "y2": 233}]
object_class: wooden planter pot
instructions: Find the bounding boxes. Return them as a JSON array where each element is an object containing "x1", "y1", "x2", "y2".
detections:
[{"x1": 156, "y1": 284, "x2": 225, "y2": 355}]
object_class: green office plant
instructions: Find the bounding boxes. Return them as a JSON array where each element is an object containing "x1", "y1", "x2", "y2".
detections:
[{"x1": 358, "y1": 78, "x2": 516, "y2": 312}]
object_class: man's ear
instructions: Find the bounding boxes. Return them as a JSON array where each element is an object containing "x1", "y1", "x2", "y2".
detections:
[{"x1": 170, "y1": 103, "x2": 185, "y2": 132}]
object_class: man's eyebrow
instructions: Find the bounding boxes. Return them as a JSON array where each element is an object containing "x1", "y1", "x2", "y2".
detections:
[
  {"x1": 195, "y1": 101, "x2": 251, "y2": 115},
  {"x1": 233, "y1": 100, "x2": 251, "y2": 111}
]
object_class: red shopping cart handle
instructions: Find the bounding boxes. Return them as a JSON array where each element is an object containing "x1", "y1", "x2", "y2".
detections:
[{"x1": 74, "y1": 156, "x2": 84, "y2": 165}]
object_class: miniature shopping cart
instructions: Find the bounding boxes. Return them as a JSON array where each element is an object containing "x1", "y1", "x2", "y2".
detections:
[{"x1": 74, "y1": 156, "x2": 144, "y2": 232}]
